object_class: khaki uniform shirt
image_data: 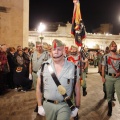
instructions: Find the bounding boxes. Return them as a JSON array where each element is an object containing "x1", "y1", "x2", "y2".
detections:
[
  {"x1": 31, "y1": 51, "x2": 50, "y2": 72},
  {"x1": 102, "y1": 53, "x2": 120, "y2": 74},
  {"x1": 37, "y1": 58, "x2": 80, "y2": 101}
]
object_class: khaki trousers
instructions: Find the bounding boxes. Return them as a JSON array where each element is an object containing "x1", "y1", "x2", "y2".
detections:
[
  {"x1": 32, "y1": 72, "x2": 37, "y2": 90},
  {"x1": 105, "y1": 75, "x2": 120, "y2": 103},
  {"x1": 81, "y1": 71, "x2": 87, "y2": 88},
  {"x1": 43, "y1": 100, "x2": 71, "y2": 120}
]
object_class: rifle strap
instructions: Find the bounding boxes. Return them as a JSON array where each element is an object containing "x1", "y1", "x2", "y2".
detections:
[
  {"x1": 47, "y1": 63, "x2": 75, "y2": 111},
  {"x1": 105, "y1": 56, "x2": 108, "y2": 74},
  {"x1": 73, "y1": 65, "x2": 77, "y2": 96},
  {"x1": 40, "y1": 63, "x2": 46, "y2": 93}
]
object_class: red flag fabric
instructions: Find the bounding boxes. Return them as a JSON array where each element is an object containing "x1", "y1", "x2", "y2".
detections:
[{"x1": 71, "y1": 0, "x2": 86, "y2": 47}]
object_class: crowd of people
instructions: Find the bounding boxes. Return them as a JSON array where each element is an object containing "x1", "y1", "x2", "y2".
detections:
[
  {"x1": 0, "y1": 39, "x2": 120, "y2": 119},
  {"x1": 0, "y1": 44, "x2": 33, "y2": 94}
]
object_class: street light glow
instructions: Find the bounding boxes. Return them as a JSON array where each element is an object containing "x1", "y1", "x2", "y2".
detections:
[
  {"x1": 37, "y1": 22, "x2": 46, "y2": 44},
  {"x1": 37, "y1": 22, "x2": 46, "y2": 33}
]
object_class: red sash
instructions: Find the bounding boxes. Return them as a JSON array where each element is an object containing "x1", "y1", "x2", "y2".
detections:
[{"x1": 107, "y1": 56, "x2": 120, "y2": 73}]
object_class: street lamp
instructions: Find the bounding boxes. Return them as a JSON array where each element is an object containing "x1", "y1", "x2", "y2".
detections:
[{"x1": 37, "y1": 22, "x2": 46, "y2": 43}]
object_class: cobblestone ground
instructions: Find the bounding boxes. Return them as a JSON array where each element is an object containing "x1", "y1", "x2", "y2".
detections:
[{"x1": 0, "y1": 66, "x2": 120, "y2": 120}]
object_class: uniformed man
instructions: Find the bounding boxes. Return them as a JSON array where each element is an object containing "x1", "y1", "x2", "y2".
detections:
[
  {"x1": 29, "y1": 41, "x2": 50, "y2": 112},
  {"x1": 97, "y1": 50, "x2": 103, "y2": 73},
  {"x1": 101, "y1": 41, "x2": 120, "y2": 116},
  {"x1": 100, "y1": 47, "x2": 116, "y2": 100},
  {"x1": 67, "y1": 45, "x2": 80, "y2": 66},
  {"x1": 68, "y1": 45, "x2": 88, "y2": 96},
  {"x1": 36, "y1": 39, "x2": 81, "y2": 120},
  {"x1": 80, "y1": 48, "x2": 88, "y2": 96},
  {"x1": 93, "y1": 51, "x2": 98, "y2": 68},
  {"x1": 29, "y1": 41, "x2": 50, "y2": 89}
]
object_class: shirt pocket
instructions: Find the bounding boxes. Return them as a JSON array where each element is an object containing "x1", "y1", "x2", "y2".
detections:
[
  {"x1": 43, "y1": 71, "x2": 53, "y2": 85},
  {"x1": 61, "y1": 74, "x2": 73, "y2": 87}
]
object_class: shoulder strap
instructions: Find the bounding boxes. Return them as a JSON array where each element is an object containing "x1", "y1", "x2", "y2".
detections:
[
  {"x1": 40, "y1": 63, "x2": 47, "y2": 93},
  {"x1": 43, "y1": 51, "x2": 49, "y2": 62},
  {"x1": 73, "y1": 65, "x2": 77, "y2": 96},
  {"x1": 105, "y1": 55, "x2": 108, "y2": 74}
]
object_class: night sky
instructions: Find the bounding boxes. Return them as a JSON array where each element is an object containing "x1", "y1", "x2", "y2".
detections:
[{"x1": 29, "y1": 0, "x2": 120, "y2": 34}]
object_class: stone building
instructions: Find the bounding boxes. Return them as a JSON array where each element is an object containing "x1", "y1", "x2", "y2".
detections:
[
  {"x1": 29, "y1": 22, "x2": 120, "y2": 51},
  {"x1": 93, "y1": 24, "x2": 113, "y2": 34},
  {"x1": 0, "y1": 0, "x2": 120, "y2": 51}
]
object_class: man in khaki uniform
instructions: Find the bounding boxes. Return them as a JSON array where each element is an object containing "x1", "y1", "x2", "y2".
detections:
[
  {"x1": 102, "y1": 41, "x2": 120, "y2": 116},
  {"x1": 29, "y1": 41, "x2": 50, "y2": 112},
  {"x1": 36, "y1": 39, "x2": 81, "y2": 120},
  {"x1": 29, "y1": 42, "x2": 50, "y2": 89},
  {"x1": 67, "y1": 45, "x2": 88, "y2": 96}
]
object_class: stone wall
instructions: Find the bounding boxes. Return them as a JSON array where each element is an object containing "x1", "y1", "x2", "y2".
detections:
[
  {"x1": 29, "y1": 23, "x2": 120, "y2": 50},
  {"x1": 0, "y1": 0, "x2": 29, "y2": 48}
]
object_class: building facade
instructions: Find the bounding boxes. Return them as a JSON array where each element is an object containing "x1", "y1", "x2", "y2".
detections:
[
  {"x1": 29, "y1": 22, "x2": 120, "y2": 50},
  {"x1": 0, "y1": 0, "x2": 29, "y2": 47}
]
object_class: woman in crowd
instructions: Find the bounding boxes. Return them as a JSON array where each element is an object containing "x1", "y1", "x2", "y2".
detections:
[
  {"x1": 13, "y1": 49, "x2": 32, "y2": 92},
  {"x1": 23, "y1": 47, "x2": 31, "y2": 78},
  {"x1": 7, "y1": 47, "x2": 16, "y2": 89}
]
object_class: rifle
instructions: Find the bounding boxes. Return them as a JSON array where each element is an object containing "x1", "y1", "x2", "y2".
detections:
[
  {"x1": 73, "y1": 47, "x2": 87, "y2": 120},
  {"x1": 73, "y1": 65, "x2": 79, "y2": 120}
]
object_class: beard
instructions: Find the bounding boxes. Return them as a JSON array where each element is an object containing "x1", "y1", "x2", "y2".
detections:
[
  {"x1": 111, "y1": 49, "x2": 116, "y2": 52},
  {"x1": 53, "y1": 54, "x2": 63, "y2": 59}
]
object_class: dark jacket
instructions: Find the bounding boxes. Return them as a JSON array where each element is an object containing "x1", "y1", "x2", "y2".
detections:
[
  {"x1": 7, "y1": 52, "x2": 16, "y2": 72},
  {"x1": 0, "y1": 51, "x2": 8, "y2": 71}
]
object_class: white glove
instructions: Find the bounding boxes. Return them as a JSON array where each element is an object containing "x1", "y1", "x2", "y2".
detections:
[
  {"x1": 71, "y1": 107, "x2": 79, "y2": 117},
  {"x1": 29, "y1": 73, "x2": 32, "y2": 80},
  {"x1": 38, "y1": 106, "x2": 45, "y2": 116}
]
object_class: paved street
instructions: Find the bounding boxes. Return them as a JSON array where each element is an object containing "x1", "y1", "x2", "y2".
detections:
[{"x1": 0, "y1": 65, "x2": 120, "y2": 120}]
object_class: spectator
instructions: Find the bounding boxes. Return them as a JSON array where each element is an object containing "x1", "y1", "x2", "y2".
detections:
[{"x1": 7, "y1": 47, "x2": 16, "y2": 89}]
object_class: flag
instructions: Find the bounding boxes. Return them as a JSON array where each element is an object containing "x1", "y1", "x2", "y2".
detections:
[{"x1": 71, "y1": 0, "x2": 86, "y2": 47}]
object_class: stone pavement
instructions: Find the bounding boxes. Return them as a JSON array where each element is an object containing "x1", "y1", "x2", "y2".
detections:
[
  {"x1": 0, "y1": 65, "x2": 120, "y2": 120},
  {"x1": 76, "y1": 65, "x2": 120, "y2": 120}
]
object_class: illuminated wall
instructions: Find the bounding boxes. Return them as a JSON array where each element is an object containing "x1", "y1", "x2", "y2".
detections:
[
  {"x1": 0, "y1": 0, "x2": 29, "y2": 47},
  {"x1": 29, "y1": 23, "x2": 120, "y2": 50}
]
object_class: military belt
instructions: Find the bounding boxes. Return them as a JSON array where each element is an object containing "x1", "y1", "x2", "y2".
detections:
[
  {"x1": 44, "y1": 99, "x2": 65, "y2": 104},
  {"x1": 32, "y1": 70, "x2": 37, "y2": 74},
  {"x1": 106, "y1": 72, "x2": 116, "y2": 77}
]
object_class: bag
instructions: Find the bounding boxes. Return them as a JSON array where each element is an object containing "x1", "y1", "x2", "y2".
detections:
[
  {"x1": 16, "y1": 67, "x2": 23, "y2": 72},
  {"x1": 2, "y1": 62, "x2": 10, "y2": 73}
]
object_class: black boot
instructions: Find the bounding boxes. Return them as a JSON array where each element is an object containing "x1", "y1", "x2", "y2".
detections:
[
  {"x1": 103, "y1": 83, "x2": 106, "y2": 99},
  {"x1": 112, "y1": 92, "x2": 116, "y2": 101},
  {"x1": 34, "y1": 104, "x2": 38, "y2": 112},
  {"x1": 83, "y1": 88, "x2": 87, "y2": 96},
  {"x1": 103, "y1": 91, "x2": 107, "y2": 99},
  {"x1": 107, "y1": 101, "x2": 112, "y2": 116}
]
